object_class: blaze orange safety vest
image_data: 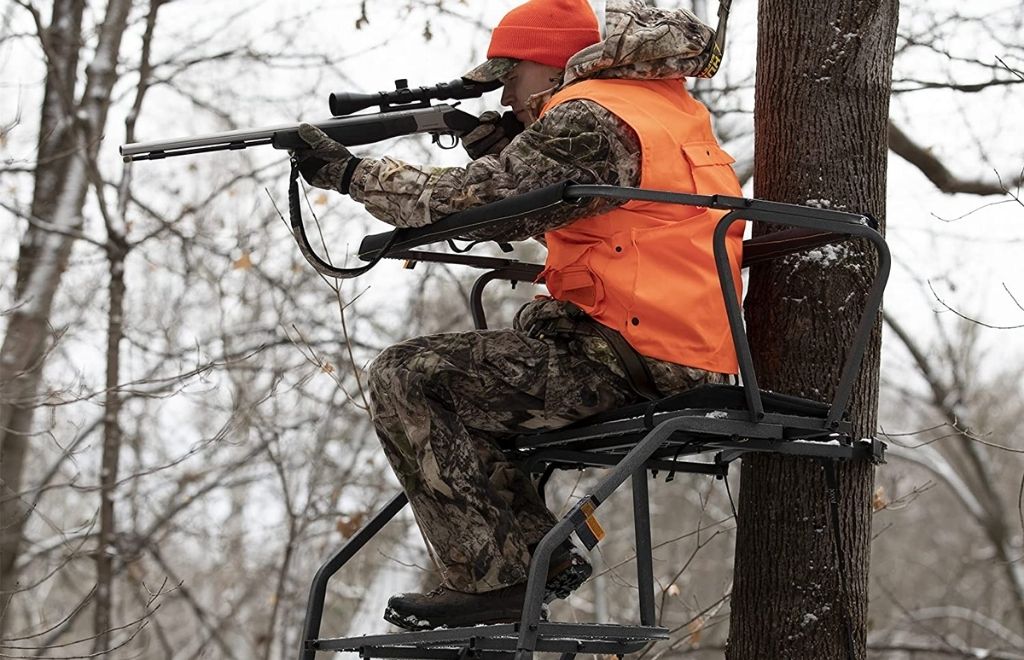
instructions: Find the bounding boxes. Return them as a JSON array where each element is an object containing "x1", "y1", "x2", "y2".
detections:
[{"x1": 539, "y1": 78, "x2": 745, "y2": 374}]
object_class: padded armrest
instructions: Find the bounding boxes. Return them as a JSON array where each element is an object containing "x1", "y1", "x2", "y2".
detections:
[{"x1": 358, "y1": 181, "x2": 575, "y2": 261}]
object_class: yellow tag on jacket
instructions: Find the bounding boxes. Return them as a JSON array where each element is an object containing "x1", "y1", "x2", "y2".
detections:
[{"x1": 539, "y1": 78, "x2": 745, "y2": 374}]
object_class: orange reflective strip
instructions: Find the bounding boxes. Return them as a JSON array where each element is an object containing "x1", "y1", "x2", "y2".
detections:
[{"x1": 580, "y1": 500, "x2": 606, "y2": 542}]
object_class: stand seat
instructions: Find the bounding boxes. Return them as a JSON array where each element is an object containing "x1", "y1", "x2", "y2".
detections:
[
  {"x1": 510, "y1": 384, "x2": 885, "y2": 470},
  {"x1": 513, "y1": 383, "x2": 842, "y2": 451},
  {"x1": 312, "y1": 622, "x2": 668, "y2": 659},
  {"x1": 565, "y1": 383, "x2": 831, "y2": 424}
]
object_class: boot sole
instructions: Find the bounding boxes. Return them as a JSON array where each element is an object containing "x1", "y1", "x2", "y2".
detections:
[{"x1": 382, "y1": 555, "x2": 590, "y2": 632}]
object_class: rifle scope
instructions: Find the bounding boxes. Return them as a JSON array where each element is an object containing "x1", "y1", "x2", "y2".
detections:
[{"x1": 330, "y1": 78, "x2": 502, "y2": 117}]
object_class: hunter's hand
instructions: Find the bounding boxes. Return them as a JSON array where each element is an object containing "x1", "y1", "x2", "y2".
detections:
[
  {"x1": 461, "y1": 111, "x2": 525, "y2": 159},
  {"x1": 293, "y1": 123, "x2": 362, "y2": 194}
]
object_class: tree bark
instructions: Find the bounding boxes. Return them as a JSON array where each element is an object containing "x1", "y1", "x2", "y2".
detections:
[
  {"x1": 726, "y1": 1, "x2": 899, "y2": 658},
  {"x1": 0, "y1": 0, "x2": 134, "y2": 633}
]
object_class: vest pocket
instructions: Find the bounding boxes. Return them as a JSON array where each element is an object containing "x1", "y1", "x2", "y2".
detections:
[
  {"x1": 681, "y1": 142, "x2": 737, "y2": 194},
  {"x1": 545, "y1": 264, "x2": 605, "y2": 313}
]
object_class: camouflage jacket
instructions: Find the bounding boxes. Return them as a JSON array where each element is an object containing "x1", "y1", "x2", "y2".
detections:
[{"x1": 350, "y1": 100, "x2": 641, "y2": 242}]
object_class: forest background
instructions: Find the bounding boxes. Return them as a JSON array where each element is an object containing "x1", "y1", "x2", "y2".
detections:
[{"x1": 1, "y1": 0, "x2": 1022, "y2": 658}]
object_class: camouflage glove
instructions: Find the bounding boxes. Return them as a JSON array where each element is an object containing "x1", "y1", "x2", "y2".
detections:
[
  {"x1": 292, "y1": 123, "x2": 363, "y2": 195},
  {"x1": 461, "y1": 111, "x2": 525, "y2": 159}
]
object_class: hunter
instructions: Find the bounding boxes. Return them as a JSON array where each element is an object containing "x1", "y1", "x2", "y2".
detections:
[{"x1": 293, "y1": 0, "x2": 744, "y2": 630}]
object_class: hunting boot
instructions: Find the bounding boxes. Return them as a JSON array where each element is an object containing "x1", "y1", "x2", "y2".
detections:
[{"x1": 384, "y1": 542, "x2": 592, "y2": 630}]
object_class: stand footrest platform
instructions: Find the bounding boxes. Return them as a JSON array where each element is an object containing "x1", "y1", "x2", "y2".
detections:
[{"x1": 310, "y1": 622, "x2": 669, "y2": 658}]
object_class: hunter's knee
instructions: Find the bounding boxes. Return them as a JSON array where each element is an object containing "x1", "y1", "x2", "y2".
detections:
[{"x1": 366, "y1": 340, "x2": 429, "y2": 405}]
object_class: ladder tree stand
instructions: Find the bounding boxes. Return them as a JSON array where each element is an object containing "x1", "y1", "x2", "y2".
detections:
[{"x1": 290, "y1": 182, "x2": 890, "y2": 660}]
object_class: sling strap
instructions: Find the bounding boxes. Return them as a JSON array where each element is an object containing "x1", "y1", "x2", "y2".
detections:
[
  {"x1": 288, "y1": 160, "x2": 403, "y2": 279},
  {"x1": 698, "y1": 0, "x2": 732, "y2": 78}
]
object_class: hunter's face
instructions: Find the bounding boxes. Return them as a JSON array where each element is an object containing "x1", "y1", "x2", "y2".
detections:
[{"x1": 500, "y1": 61, "x2": 564, "y2": 125}]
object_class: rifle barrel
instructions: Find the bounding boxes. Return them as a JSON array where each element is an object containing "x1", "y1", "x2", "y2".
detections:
[{"x1": 119, "y1": 104, "x2": 476, "y2": 162}]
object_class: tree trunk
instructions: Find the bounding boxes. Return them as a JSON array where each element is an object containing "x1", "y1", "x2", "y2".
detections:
[
  {"x1": 0, "y1": 0, "x2": 134, "y2": 633},
  {"x1": 726, "y1": 1, "x2": 899, "y2": 658},
  {"x1": 92, "y1": 243, "x2": 126, "y2": 653},
  {"x1": 91, "y1": 0, "x2": 166, "y2": 644},
  {"x1": 0, "y1": 0, "x2": 85, "y2": 627}
]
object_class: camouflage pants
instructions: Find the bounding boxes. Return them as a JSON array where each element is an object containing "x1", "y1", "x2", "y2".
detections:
[{"x1": 366, "y1": 300, "x2": 721, "y2": 593}]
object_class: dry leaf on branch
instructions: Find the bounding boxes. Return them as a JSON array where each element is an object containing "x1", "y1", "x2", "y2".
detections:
[
  {"x1": 872, "y1": 485, "x2": 888, "y2": 512},
  {"x1": 232, "y1": 252, "x2": 253, "y2": 270},
  {"x1": 688, "y1": 616, "x2": 705, "y2": 645},
  {"x1": 337, "y1": 512, "x2": 367, "y2": 538}
]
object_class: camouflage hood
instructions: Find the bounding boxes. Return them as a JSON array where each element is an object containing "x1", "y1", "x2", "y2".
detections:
[{"x1": 563, "y1": 0, "x2": 718, "y2": 85}]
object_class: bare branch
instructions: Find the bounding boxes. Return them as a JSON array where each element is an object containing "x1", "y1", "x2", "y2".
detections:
[
  {"x1": 868, "y1": 644, "x2": 1024, "y2": 659},
  {"x1": 927, "y1": 280, "x2": 1024, "y2": 330},
  {"x1": 888, "y1": 120, "x2": 1023, "y2": 196}
]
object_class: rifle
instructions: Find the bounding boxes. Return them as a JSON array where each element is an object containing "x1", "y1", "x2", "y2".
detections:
[
  {"x1": 119, "y1": 77, "x2": 502, "y2": 162},
  {"x1": 120, "y1": 76, "x2": 521, "y2": 280}
]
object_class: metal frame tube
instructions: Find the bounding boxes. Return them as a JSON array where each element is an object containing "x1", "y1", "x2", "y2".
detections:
[
  {"x1": 632, "y1": 470, "x2": 656, "y2": 625},
  {"x1": 300, "y1": 492, "x2": 408, "y2": 659},
  {"x1": 710, "y1": 208, "x2": 890, "y2": 427},
  {"x1": 514, "y1": 415, "x2": 715, "y2": 659},
  {"x1": 368, "y1": 183, "x2": 888, "y2": 426},
  {"x1": 712, "y1": 210, "x2": 764, "y2": 420},
  {"x1": 469, "y1": 268, "x2": 539, "y2": 330}
]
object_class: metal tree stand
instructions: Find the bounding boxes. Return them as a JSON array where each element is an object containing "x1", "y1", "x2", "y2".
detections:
[{"x1": 294, "y1": 184, "x2": 890, "y2": 660}]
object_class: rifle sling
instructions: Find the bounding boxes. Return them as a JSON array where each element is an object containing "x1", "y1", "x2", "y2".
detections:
[{"x1": 288, "y1": 160, "x2": 402, "y2": 279}]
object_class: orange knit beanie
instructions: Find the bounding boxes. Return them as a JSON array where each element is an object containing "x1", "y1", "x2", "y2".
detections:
[{"x1": 487, "y1": 0, "x2": 601, "y2": 69}]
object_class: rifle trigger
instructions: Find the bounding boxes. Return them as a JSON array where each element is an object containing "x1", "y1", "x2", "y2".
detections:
[{"x1": 435, "y1": 132, "x2": 458, "y2": 150}]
